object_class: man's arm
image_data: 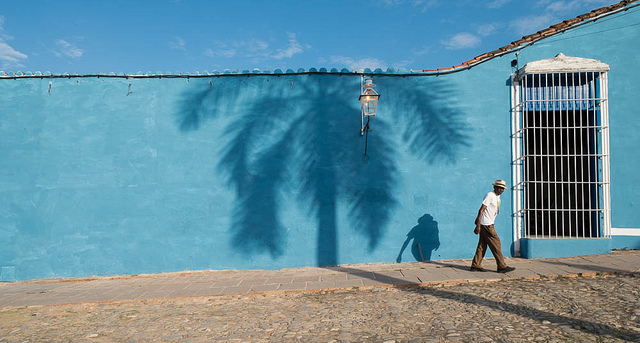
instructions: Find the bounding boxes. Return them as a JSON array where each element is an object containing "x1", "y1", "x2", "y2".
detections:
[{"x1": 474, "y1": 205, "x2": 487, "y2": 234}]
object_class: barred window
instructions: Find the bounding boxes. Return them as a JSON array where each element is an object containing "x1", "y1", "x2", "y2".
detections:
[{"x1": 511, "y1": 54, "x2": 611, "y2": 242}]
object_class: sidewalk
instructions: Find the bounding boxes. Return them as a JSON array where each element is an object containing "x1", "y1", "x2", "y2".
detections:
[{"x1": 1, "y1": 250, "x2": 639, "y2": 308}]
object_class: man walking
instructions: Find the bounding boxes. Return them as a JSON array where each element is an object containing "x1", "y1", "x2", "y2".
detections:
[{"x1": 470, "y1": 180, "x2": 515, "y2": 273}]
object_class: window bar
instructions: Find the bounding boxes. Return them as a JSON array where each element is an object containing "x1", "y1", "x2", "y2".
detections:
[
  {"x1": 572, "y1": 72, "x2": 579, "y2": 238},
  {"x1": 599, "y1": 73, "x2": 611, "y2": 237},
  {"x1": 539, "y1": 73, "x2": 544, "y2": 236},
  {"x1": 599, "y1": 72, "x2": 606, "y2": 237},
  {"x1": 599, "y1": 72, "x2": 605, "y2": 236},
  {"x1": 575, "y1": 72, "x2": 585, "y2": 238},
  {"x1": 520, "y1": 80, "x2": 527, "y2": 238},
  {"x1": 563, "y1": 72, "x2": 567, "y2": 238},
  {"x1": 567, "y1": 72, "x2": 577, "y2": 239},
  {"x1": 540, "y1": 74, "x2": 554, "y2": 236},
  {"x1": 561, "y1": 72, "x2": 568, "y2": 237},
  {"x1": 572, "y1": 71, "x2": 580, "y2": 238},
  {"x1": 595, "y1": 72, "x2": 601, "y2": 237},
  {"x1": 599, "y1": 72, "x2": 605, "y2": 237},
  {"x1": 600, "y1": 72, "x2": 611, "y2": 237},
  {"x1": 520, "y1": 86, "x2": 526, "y2": 240},
  {"x1": 523, "y1": 79, "x2": 529, "y2": 239},
  {"x1": 583, "y1": 72, "x2": 593, "y2": 237},
  {"x1": 511, "y1": 74, "x2": 524, "y2": 248},
  {"x1": 536, "y1": 73, "x2": 542, "y2": 237},
  {"x1": 596, "y1": 72, "x2": 603, "y2": 236},
  {"x1": 590, "y1": 72, "x2": 599, "y2": 237},
  {"x1": 526, "y1": 75, "x2": 535, "y2": 238},
  {"x1": 545, "y1": 73, "x2": 553, "y2": 238},
  {"x1": 551, "y1": 74, "x2": 556, "y2": 237},
  {"x1": 551, "y1": 73, "x2": 564, "y2": 235},
  {"x1": 554, "y1": 73, "x2": 571, "y2": 237},
  {"x1": 555, "y1": 73, "x2": 565, "y2": 238},
  {"x1": 586, "y1": 75, "x2": 591, "y2": 237},
  {"x1": 600, "y1": 72, "x2": 605, "y2": 237},
  {"x1": 527, "y1": 75, "x2": 534, "y2": 239},
  {"x1": 564, "y1": 73, "x2": 571, "y2": 238},
  {"x1": 535, "y1": 74, "x2": 541, "y2": 238}
]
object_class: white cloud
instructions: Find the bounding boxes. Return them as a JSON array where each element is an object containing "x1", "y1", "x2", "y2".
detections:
[
  {"x1": 393, "y1": 59, "x2": 413, "y2": 69},
  {"x1": 413, "y1": 45, "x2": 433, "y2": 56},
  {"x1": 169, "y1": 37, "x2": 186, "y2": 50},
  {"x1": 442, "y1": 32, "x2": 481, "y2": 50},
  {"x1": 477, "y1": 23, "x2": 499, "y2": 37},
  {"x1": 379, "y1": 0, "x2": 440, "y2": 12},
  {"x1": 509, "y1": 0, "x2": 612, "y2": 37},
  {"x1": 0, "y1": 16, "x2": 28, "y2": 68},
  {"x1": 379, "y1": 0, "x2": 402, "y2": 4},
  {"x1": 247, "y1": 38, "x2": 269, "y2": 52},
  {"x1": 55, "y1": 39, "x2": 83, "y2": 59},
  {"x1": 0, "y1": 40, "x2": 27, "y2": 64},
  {"x1": 205, "y1": 47, "x2": 236, "y2": 58},
  {"x1": 205, "y1": 34, "x2": 306, "y2": 61},
  {"x1": 487, "y1": 0, "x2": 511, "y2": 8},
  {"x1": 205, "y1": 38, "x2": 268, "y2": 59},
  {"x1": 412, "y1": 0, "x2": 441, "y2": 12},
  {"x1": 330, "y1": 56, "x2": 387, "y2": 70},
  {"x1": 272, "y1": 33, "x2": 307, "y2": 60},
  {"x1": 509, "y1": 14, "x2": 555, "y2": 36},
  {"x1": 539, "y1": 0, "x2": 612, "y2": 14}
]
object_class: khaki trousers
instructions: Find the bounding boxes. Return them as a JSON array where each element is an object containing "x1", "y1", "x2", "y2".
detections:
[{"x1": 471, "y1": 224, "x2": 507, "y2": 269}]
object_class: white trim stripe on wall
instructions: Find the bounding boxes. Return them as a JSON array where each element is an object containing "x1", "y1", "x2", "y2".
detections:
[{"x1": 611, "y1": 228, "x2": 640, "y2": 236}]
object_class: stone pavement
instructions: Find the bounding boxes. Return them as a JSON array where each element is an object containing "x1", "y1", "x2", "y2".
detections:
[
  {"x1": 1, "y1": 251, "x2": 640, "y2": 342},
  {"x1": 1, "y1": 250, "x2": 639, "y2": 308}
]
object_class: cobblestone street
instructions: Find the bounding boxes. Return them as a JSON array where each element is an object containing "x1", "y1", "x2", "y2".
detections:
[{"x1": 2, "y1": 272, "x2": 639, "y2": 342}]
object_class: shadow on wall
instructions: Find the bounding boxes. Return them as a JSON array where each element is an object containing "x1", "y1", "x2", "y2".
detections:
[
  {"x1": 175, "y1": 75, "x2": 469, "y2": 267},
  {"x1": 396, "y1": 214, "x2": 441, "y2": 262}
]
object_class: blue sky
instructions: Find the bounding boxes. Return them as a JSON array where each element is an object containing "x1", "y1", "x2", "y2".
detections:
[{"x1": 0, "y1": 0, "x2": 618, "y2": 73}]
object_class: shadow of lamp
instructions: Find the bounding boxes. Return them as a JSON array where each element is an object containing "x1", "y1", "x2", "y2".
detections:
[{"x1": 359, "y1": 77, "x2": 380, "y2": 155}]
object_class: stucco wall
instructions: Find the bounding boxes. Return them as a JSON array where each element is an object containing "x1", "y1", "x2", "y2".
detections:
[
  {"x1": 0, "y1": 71, "x2": 516, "y2": 281},
  {"x1": 1, "y1": 6, "x2": 638, "y2": 281}
]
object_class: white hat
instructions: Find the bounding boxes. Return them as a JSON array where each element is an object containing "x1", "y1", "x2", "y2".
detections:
[{"x1": 492, "y1": 180, "x2": 507, "y2": 189}]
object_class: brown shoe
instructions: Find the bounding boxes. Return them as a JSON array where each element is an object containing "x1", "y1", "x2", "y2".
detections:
[
  {"x1": 497, "y1": 266, "x2": 515, "y2": 273},
  {"x1": 470, "y1": 267, "x2": 486, "y2": 272}
]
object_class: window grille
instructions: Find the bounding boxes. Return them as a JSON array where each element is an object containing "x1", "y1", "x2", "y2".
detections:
[{"x1": 511, "y1": 70, "x2": 611, "y2": 242}]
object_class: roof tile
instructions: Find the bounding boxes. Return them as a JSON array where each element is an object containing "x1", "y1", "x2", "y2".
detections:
[{"x1": 413, "y1": 0, "x2": 638, "y2": 74}]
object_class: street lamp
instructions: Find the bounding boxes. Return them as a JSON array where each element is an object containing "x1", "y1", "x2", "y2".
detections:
[
  {"x1": 359, "y1": 77, "x2": 380, "y2": 136},
  {"x1": 359, "y1": 76, "x2": 380, "y2": 156}
]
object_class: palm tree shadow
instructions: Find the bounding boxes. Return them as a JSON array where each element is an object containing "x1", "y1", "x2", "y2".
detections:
[
  {"x1": 174, "y1": 75, "x2": 470, "y2": 266},
  {"x1": 385, "y1": 77, "x2": 471, "y2": 163}
]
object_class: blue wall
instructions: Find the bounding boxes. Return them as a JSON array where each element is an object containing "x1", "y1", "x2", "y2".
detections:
[
  {"x1": 0, "y1": 73, "x2": 514, "y2": 281},
  {"x1": 1, "y1": 5, "x2": 639, "y2": 281}
]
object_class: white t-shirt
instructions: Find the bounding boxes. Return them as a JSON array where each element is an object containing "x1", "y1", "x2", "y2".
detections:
[{"x1": 480, "y1": 191, "x2": 501, "y2": 225}]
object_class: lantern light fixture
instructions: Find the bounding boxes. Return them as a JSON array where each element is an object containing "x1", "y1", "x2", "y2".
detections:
[{"x1": 359, "y1": 77, "x2": 380, "y2": 136}]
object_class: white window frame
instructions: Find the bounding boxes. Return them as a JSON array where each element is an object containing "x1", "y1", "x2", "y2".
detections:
[{"x1": 511, "y1": 54, "x2": 611, "y2": 256}]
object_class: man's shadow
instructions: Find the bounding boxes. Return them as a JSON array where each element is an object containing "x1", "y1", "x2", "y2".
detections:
[{"x1": 397, "y1": 214, "x2": 440, "y2": 262}]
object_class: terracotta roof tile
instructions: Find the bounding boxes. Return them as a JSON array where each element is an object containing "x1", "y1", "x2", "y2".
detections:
[
  {"x1": 563, "y1": 18, "x2": 581, "y2": 25},
  {"x1": 413, "y1": 0, "x2": 639, "y2": 73}
]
